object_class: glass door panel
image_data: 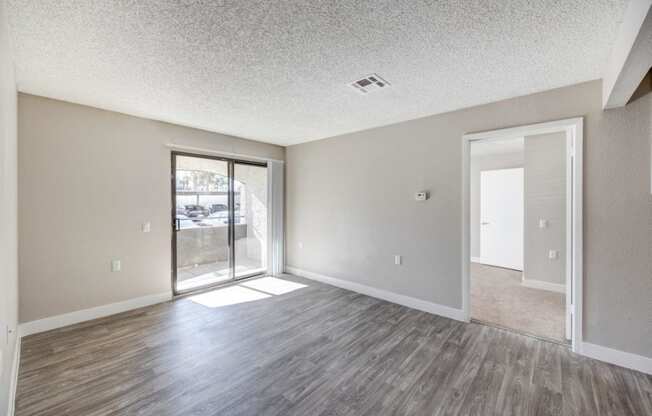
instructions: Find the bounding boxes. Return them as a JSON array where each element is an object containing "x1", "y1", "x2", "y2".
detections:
[
  {"x1": 233, "y1": 163, "x2": 268, "y2": 278},
  {"x1": 174, "y1": 154, "x2": 231, "y2": 293}
]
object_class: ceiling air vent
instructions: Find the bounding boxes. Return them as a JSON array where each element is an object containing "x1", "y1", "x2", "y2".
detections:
[{"x1": 350, "y1": 74, "x2": 390, "y2": 94}]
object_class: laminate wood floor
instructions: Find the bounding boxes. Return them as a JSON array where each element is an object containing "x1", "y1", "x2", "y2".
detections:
[{"x1": 15, "y1": 275, "x2": 652, "y2": 416}]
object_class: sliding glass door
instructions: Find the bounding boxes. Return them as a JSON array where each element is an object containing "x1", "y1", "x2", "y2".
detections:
[
  {"x1": 172, "y1": 152, "x2": 267, "y2": 294},
  {"x1": 234, "y1": 162, "x2": 268, "y2": 278}
]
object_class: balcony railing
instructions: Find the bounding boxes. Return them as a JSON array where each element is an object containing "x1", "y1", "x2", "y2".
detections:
[{"x1": 175, "y1": 215, "x2": 246, "y2": 230}]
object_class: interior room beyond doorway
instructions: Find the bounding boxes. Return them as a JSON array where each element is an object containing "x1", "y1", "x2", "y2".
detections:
[{"x1": 468, "y1": 131, "x2": 569, "y2": 344}]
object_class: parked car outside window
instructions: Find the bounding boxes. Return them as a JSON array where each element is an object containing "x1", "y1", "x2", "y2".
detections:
[
  {"x1": 209, "y1": 204, "x2": 228, "y2": 213},
  {"x1": 183, "y1": 204, "x2": 209, "y2": 218}
]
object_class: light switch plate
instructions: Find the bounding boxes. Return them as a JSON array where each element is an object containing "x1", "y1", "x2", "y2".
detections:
[{"x1": 111, "y1": 259, "x2": 121, "y2": 272}]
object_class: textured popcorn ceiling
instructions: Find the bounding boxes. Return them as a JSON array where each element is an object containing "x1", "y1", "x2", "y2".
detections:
[{"x1": 8, "y1": 1, "x2": 628, "y2": 146}]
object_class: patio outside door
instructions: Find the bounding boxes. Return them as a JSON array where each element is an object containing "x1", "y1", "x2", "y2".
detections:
[{"x1": 172, "y1": 152, "x2": 268, "y2": 294}]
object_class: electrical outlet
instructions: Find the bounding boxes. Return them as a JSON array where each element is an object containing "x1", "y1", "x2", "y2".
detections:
[
  {"x1": 539, "y1": 219, "x2": 548, "y2": 229},
  {"x1": 395, "y1": 255, "x2": 402, "y2": 265},
  {"x1": 142, "y1": 221, "x2": 151, "y2": 233},
  {"x1": 111, "y1": 259, "x2": 122, "y2": 272},
  {"x1": 548, "y1": 250, "x2": 558, "y2": 260},
  {"x1": 298, "y1": 242, "x2": 304, "y2": 249}
]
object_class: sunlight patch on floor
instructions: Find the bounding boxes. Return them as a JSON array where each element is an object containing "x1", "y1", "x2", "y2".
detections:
[
  {"x1": 189, "y1": 285, "x2": 271, "y2": 308},
  {"x1": 240, "y1": 276, "x2": 308, "y2": 295},
  {"x1": 189, "y1": 277, "x2": 308, "y2": 308}
]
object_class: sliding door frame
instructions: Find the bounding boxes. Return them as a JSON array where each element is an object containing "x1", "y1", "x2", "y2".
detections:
[{"x1": 170, "y1": 151, "x2": 268, "y2": 296}]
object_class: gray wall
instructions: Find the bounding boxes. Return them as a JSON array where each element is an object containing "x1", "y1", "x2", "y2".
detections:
[
  {"x1": 18, "y1": 94, "x2": 284, "y2": 323},
  {"x1": 470, "y1": 151, "x2": 524, "y2": 259},
  {"x1": 585, "y1": 92, "x2": 651, "y2": 356},
  {"x1": 286, "y1": 80, "x2": 652, "y2": 358},
  {"x1": 0, "y1": 0, "x2": 18, "y2": 412},
  {"x1": 523, "y1": 132, "x2": 566, "y2": 286}
]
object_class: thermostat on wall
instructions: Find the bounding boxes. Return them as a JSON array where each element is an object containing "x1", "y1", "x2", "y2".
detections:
[{"x1": 415, "y1": 191, "x2": 429, "y2": 201}]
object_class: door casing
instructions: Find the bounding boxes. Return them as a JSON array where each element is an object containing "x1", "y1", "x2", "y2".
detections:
[{"x1": 462, "y1": 117, "x2": 583, "y2": 352}]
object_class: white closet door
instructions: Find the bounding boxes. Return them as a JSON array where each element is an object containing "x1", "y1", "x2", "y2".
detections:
[{"x1": 480, "y1": 168, "x2": 524, "y2": 270}]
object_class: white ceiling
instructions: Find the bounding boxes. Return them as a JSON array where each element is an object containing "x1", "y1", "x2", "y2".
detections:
[{"x1": 7, "y1": 1, "x2": 628, "y2": 146}]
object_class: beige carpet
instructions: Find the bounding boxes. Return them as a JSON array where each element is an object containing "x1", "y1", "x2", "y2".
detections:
[{"x1": 470, "y1": 262, "x2": 566, "y2": 343}]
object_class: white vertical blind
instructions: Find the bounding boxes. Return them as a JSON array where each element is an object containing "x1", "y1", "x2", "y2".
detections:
[{"x1": 267, "y1": 160, "x2": 285, "y2": 275}]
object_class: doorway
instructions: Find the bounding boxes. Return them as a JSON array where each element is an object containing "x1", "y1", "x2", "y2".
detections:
[
  {"x1": 462, "y1": 118, "x2": 583, "y2": 352},
  {"x1": 172, "y1": 152, "x2": 268, "y2": 294}
]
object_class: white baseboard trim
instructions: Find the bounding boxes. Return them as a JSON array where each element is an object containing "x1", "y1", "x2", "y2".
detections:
[
  {"x1": 521, "y1": 278, "x2": 565, "y2": 294},
  {"x1": 7, "y1": 336, "x2": 21, "y2": 416},
  {"x1": 289, "y1": 266, "x2": 652, "y2": 376},
  {"x1": 470, "y1": 256, "x2": 482, "y2": 263},
  {"x1": 581, "y1": 342, "x2": 652, "y2": 375},
  {"x1": 19, "y1": 292, "x2": 172, "y2": 337},
  {"x1": 285, "y1": 266, "x2": 465, "y2": 322}
]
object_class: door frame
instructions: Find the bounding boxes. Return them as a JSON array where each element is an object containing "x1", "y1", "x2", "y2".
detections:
[
  {"x1": 461, "y1": 117, "x2": 583, "y2": 352},
  {"x1": 170, "y1": 151, "x2": 268, "y2": 296}
]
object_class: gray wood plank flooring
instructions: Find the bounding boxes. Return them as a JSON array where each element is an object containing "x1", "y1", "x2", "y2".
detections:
[{"x1": 15, "y1": 274, "x2": 652, "y2": 415}]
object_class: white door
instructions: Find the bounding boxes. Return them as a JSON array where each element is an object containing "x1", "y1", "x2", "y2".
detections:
[{"x1": 480, "y1": 168, "x2": 524, "y2": 270}]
